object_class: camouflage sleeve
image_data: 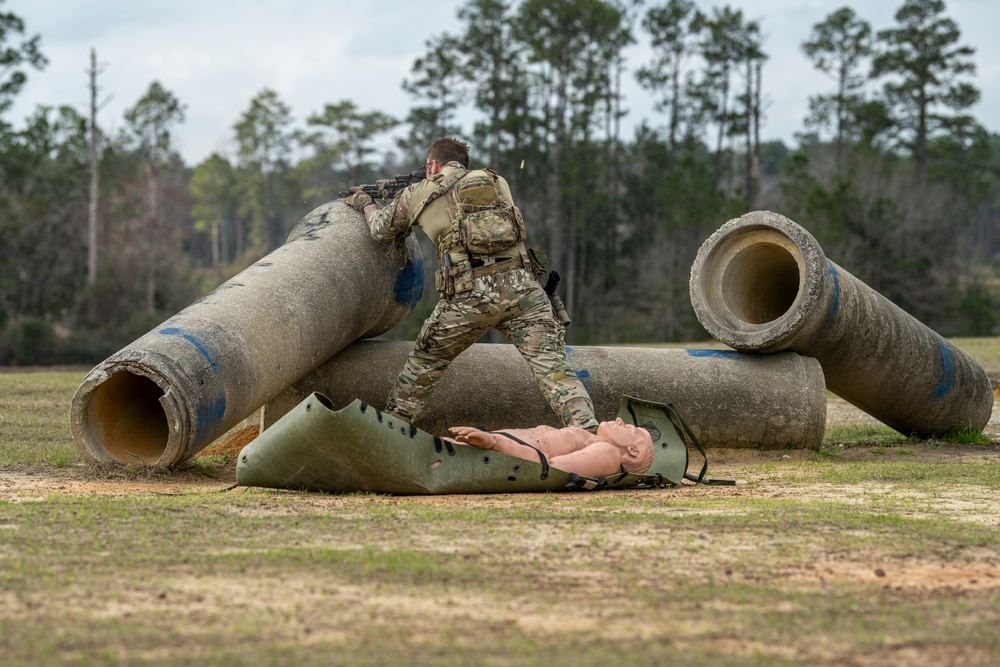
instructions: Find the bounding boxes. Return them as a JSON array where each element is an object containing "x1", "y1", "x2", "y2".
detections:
[{"x1": 369, "y1": 185, "x2": 417, "y2": 245}]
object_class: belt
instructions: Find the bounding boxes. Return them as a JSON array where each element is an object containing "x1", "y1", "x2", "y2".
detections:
[
  {"x1": 469, "y1": 255, "x2": 514, "y2": 269},
  {"x1": 469, "y1": 256, "x2": 525, "y2": 279},
  {"x1": 444, "y1": 253, "x2": 518, "y2": 269}
]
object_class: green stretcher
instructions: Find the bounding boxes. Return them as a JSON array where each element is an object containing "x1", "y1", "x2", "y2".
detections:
[{"x1": 235, "y1": 393, "x2": 710, "y2": 495}]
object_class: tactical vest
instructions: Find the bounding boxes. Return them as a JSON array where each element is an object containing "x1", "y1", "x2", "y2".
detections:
[{"x1": 411, "y1": 167, "x2": 526, "y2": 260}]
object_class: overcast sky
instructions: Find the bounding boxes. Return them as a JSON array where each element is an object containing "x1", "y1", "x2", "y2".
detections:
[{"x1": 5, "y1": 0, "x2": 1000, "y2": 167}]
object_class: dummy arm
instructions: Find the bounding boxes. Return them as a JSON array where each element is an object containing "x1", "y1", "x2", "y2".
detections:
[
  {"x1": 450, "y1": 426, "x2": 622, "y2": 478},
  {"x1": 449, "y1": 426, "x2": 541, "y2": 463}
]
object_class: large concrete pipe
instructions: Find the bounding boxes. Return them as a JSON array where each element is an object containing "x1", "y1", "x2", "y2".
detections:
[
  {"x1": 70, "y1": 203, "x2": 424, "y2": 468},
  {"x1": 689, "y1": 210, "x2": 993, "y2": 436},
  {"x1": 262, "y1": 340, "x2": 828, "y2": 449}
]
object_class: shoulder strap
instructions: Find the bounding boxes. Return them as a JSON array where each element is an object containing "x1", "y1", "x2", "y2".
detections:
[{"x1": 408, "y1": 168, "x2": 467, "y2": 223}]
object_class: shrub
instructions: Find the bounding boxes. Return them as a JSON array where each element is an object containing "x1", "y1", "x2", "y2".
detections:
[{"x1": 0, "y1": 318, "x2": 57, "y2": 366}]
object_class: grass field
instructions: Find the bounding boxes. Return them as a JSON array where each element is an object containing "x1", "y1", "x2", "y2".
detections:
[{"x1": 1, "y1": 339, "x2": 999, "y2": 666}]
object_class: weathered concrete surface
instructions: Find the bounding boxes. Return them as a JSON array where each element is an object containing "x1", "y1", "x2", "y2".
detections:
[
  {"x1": 263, "y1": 340, "x2": 828, "y2": 450},
  {"x1": 70, "y1": 202, "x2": 423, "y2": 468},
  {"x1": 689, "y1": 210, "x2": 993, "y2": 436}
]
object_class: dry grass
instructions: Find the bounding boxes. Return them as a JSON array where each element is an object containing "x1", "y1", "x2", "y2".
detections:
[{"x1": 2, "y1": 352, "x2": 1000, "y2": 666}]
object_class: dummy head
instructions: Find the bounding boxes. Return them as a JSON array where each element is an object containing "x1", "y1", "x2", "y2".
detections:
[{"x1": 596, "y1": 418, "x2": 655, "y2": 474}]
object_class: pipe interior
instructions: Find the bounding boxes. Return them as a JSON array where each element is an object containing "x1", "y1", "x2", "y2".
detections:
[
  {"x1": 83, "y1": 371, "x2": 169, "y2": 464},
  {"x1": 721, "y1": 242, "x2": 801, "y2": 324}
]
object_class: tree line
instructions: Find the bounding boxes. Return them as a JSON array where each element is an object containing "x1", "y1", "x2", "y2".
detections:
[{"x1": 1, "y1": 0, "x2": 998, "y2": 365}]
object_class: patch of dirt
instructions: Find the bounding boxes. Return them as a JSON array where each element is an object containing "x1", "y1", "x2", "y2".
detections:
[
  {"x1": 787, "y1": 559, "x2": 1000, "y2": 592},
  {"x1": 0, "y1": 424, "x2": 263, "y2": 502},
  {"x1": 0, "y1": 464, "x2": 234, "y2": 501},
  {"x1": 197, "y1": 425, "x2": 260, "y2": 459}
]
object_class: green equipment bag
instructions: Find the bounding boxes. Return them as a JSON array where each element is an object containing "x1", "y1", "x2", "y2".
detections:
[
  {"x1": 235, "y1": 393, "x2": 728, "y2": 495},
  {"x1": 447, "y1": 168, "x2": 525, "y2": 255}
]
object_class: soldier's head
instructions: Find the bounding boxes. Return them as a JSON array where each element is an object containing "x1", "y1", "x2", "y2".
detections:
[{"x1": 427, "y1": 137, "x2": 470, "y2": 173}]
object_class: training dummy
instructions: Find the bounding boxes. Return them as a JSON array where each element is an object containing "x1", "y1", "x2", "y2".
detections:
[{"x1": 449, "y1": 417, "x2": 654, "y2": 479}]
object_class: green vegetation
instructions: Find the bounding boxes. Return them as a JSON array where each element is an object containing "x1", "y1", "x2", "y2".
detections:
[
  {"x1": 0, "y1": 371, "x2": 80, "y2": 465},
  {"x1": 951, "y1": 337, "x2": 1000, "y2": 380},
  {"x1": 3, "y1": 0, "x2": 1000, "y2": 358}
]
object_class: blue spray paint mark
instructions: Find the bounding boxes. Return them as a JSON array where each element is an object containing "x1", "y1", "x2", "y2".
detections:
[
  {"x1": 826, "y1": 260, "x2": 840, "y2": 321},
  {"x1": 687, "y1": 349, "x2": 744, "y2": 359},
  {"x1": 196, "y1": 396, "x2": 228, "y2": 437},
  {"x1": 159, "y1": 327, "x2": 218, "y2": 372},
  {"x1": 394, "y1": 258, "x2": 425, "y2": 310},
  {"x1": 159, "y1": 327, "x2": 227, "y2": 439},
  {"x1": 563, "y1": 346, "x2": 589, "y2": 384},
  {"x1": 933, "y1": 343, "x2": 955, "y2": 398}
]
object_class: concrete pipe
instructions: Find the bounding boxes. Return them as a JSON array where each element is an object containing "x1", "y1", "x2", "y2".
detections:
[
  {"x1": 263, "y1": 340, "x2": 828, "y2": 450},
  {"x1": 70, "y1": 202, "x2": 424, "y2": 468},
  {"x1": 689, "y1": 210, "x2": 993, "y2": 436}
]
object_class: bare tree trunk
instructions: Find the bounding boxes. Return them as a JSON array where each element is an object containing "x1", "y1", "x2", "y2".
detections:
[
  {"x1": 749, "y1": 61, "x2": 762, "y2": 210},
  {"x1": 713, "y1": 66, "x2": 730, "y2": 191},
  {"x1": 87, "y1": 48, "x2": 101, "y2": 287},
  {"x1": 235, "y1": 216, "x2": 246, "y2": 259},
  {"x1": 211, "y1": 219, "x2": 220, "y2": 270},
  {"x1": 916, "y1": 86, "x2": 928, "y2": 187},
  {"x1": 836, "y1": 61, "x2": 847, "y2": 173},
  {"x1": 609, "y1": 59, "x2": 623, "y2": 286},
  {"x1": 726, "y1": 132, "x2": 736, "y2": 199},
  {"x1": 566, "y1": 199, "x2": 577, "y2": 321},
  {"x1": 669, "y1": 48, "x2": 680, "y2": 158},
  {"x1": 509, "y1": 109, "x2": 521, "y2": 197},
  {"x1": 145, "y1": 161, "x2": 158, "y2": 312},
  {"x1": 265, "y1": 167, "x2": 278, "y2": 251},
  {"x1": 548, "y1": 57, "x2": 569, "y2": 271},
  {"x1": 548, "y1": 61, "x2": 568, "y2": 274},
  {"x1": 490, "y1": 57, "x2": 501, "y2": 168},
  {"x1": 219, "y1": 214, "x2": 230, "y2": 266},
  {"x1": 745, "y1": 60, "x2": 753, "y2": 209}
]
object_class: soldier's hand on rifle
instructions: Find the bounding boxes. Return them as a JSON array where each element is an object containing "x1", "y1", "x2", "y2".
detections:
[{"x1": 343, "y1": 187, "x2": 375, "y2": 213}]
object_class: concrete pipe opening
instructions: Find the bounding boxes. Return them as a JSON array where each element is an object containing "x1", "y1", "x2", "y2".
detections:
[
  {"x1": 691, "y1": 210, "x2": 994, "y2": 436},
  {"x1": 722, "y1": 242, "x2": 801, "y2": 325},
  {"x1": 79, "y1": 371, "x2": 170, "y2": 465}
]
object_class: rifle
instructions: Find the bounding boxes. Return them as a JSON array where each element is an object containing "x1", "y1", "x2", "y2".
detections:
[
  {"x1": 338, "y1": 168, "x2": 426, "y2": 200},
  {"x1": 543, "y1": 271, "x2": 571, "y2": 327}
]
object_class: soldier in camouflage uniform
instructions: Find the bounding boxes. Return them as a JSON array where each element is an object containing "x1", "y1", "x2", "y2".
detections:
[{"x1": 344, "y1": 137, "x2": 598, "y2": 432}]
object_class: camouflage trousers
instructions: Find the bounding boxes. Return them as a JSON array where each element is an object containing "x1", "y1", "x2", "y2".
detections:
[{"x1": 385, "y1": 267, "x2": 598, "y2": 431}]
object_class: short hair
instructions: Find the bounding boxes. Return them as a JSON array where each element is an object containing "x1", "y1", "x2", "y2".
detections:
[{"x1": 427, "y1": 137, "x2": 470, "y2": 168}]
